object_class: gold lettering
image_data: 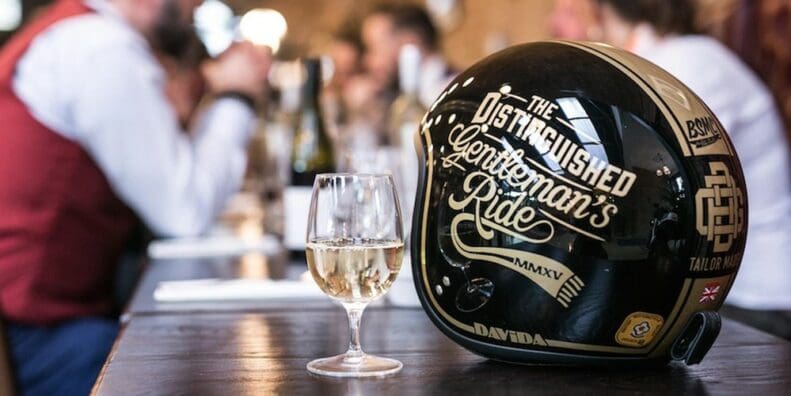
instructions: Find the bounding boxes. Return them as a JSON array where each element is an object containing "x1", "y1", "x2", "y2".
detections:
[
  {"x1": 595, "y1": 164, "x2": 620, "y2": 191},
  {"x1": 494, "y1": 104, "x2": 513, "y2": 129},
  {"x1": 611, "y1": 171, "x2": 637, "y2": 197},
  {"x1": 536, "y1": 125, "x2": 557, "y2": 154},
  {"x1": 507, "y1": 108, "x2": 527, "y2": 133},
  {"x1": 474, "y1": 322, "x2": 489, "y2": 336},
  {"x1": 471, "y1": 92, "x2": 501, "y2": 124},
  {"x1": 471, "y1": 322, "x2": 547, "y2": 346},
  {"x1": 567, "y1": 149, "x2": 589, "y2": 177},
  {"x1": 580, "y1": 157, "x2": 606, "y2": 186},
  {"x1": 448, "y1": 172, "x2": 497, "y2": 211}
]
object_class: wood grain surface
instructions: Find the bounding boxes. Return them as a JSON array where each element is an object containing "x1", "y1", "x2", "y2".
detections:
[{"x1": 93, "y1": 308, "x2": 791, "y2": 396}]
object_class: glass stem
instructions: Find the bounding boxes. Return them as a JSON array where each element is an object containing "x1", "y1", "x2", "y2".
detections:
[{"x1": 342, "y1": 303, "x2": 366, "y2": 364}]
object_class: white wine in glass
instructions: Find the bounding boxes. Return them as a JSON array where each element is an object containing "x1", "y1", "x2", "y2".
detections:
[
  {"x1": 307, "y1": 238, "x2": 403, "y2": 303},
  {"x1": 306, "y1": 174, "x2": 404, "y2": 377}
]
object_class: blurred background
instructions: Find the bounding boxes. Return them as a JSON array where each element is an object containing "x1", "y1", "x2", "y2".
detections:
[
  {"x1": 1, "y1": 1, "x2": 790, "y2": 394},
  {"x1": 2, "y1": 0, "x2": 787, "y2": 129}
]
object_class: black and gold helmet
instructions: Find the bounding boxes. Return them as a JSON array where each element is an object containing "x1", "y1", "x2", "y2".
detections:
[{"x1": 411, "y1": 41, "x2": 746, "y2": 366}]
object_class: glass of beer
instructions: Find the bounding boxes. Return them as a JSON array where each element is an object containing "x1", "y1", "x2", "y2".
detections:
[{"x1": 306, "y1": 173, "x2": 404, "y2": 377}]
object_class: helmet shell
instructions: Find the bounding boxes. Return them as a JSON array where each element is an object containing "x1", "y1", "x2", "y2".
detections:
[{"x1": 411, "y1": 41, "x2": 747, "y2": 365}]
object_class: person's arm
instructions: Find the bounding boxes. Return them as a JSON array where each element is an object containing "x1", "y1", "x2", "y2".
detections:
[{"x1": 68, "y1": 43, "x2": 265, "y2": 237}]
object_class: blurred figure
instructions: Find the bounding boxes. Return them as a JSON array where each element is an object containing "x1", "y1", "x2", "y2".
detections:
[
  {"x1": 321, "y1": 17, "x2": 384, "y2": 168},
  {"x1": 324, "y1": 20, "x2": 364, "y2": 129},
  {"x1": 157, "y1": 31, "x2": 210, "y2": 129},
  {"x1": 328, "y1": 23, "x2": 364, "y2": 104},
  {"x1": 596, "y1": 0, "x2": 791, "y2": 338},
  {"x1": 340, "y1": 2, "x2": 454, "y2": 155},
  {"x1": 549, "y1": 0, "x2": 601, "y2": 41},
  {"x1": 0, "y1": 0, "x2": 270, "y2": 394},
  {"x1": 360, "y1": 2, "x2": 455, "y2": 110}
]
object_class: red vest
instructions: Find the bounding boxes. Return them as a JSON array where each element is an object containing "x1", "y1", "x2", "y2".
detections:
[{"x1": 0, "y1": 0, "x2": 138, "y2": 325}]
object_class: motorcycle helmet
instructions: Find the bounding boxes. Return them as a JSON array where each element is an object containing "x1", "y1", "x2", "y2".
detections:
[{"x1": 411, "y1": 41, "x2": 747, "y2": 366}]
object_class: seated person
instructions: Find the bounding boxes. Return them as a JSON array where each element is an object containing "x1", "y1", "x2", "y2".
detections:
[
  {"x1": 0, "y1": 0, "x2": 271, "y2": 394},
  {"x1": 596, "y1": 0, "x2": 791, "y2": 339}
]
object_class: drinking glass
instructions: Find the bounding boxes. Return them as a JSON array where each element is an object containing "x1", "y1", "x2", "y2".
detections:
[{"x1": 306, "y1": 173, "x2": 404, "y2": 377}]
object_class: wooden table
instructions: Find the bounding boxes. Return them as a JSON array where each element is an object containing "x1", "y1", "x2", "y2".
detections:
[{"x1": 94, "y1": 257, "x2": 791, "y2": 395}]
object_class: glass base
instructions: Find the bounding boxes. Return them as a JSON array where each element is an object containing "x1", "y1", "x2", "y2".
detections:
[{"x1": 307, "y1": 353, "x2": 403, "y2": 378}]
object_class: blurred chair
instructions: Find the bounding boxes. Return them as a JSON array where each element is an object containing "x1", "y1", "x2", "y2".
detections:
[{"x1": 0, "y1": 320, "x2": 17, "y2": 396}]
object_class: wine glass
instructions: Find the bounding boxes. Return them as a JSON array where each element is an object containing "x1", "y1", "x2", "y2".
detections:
[
  {"x1": 438, "y1": 222, "x2": 495, "y2": 312},
  {"x1": 306, "y1": 173, "x2": 404, "y2": 377}
]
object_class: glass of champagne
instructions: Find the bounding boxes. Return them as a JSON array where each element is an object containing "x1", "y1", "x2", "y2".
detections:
[{"x1": 306, "y1": 173, "x2": 405, "y2": 377}]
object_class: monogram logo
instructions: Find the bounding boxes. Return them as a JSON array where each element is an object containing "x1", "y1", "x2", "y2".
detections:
[
  {"x1": 695, "y1": 162, "x2": 745, "y2": 253},
  {"x1": 630, "y1": 321, "x2": 651, "y2": 338}
]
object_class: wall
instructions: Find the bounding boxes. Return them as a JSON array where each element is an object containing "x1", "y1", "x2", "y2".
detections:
[{"x1": 227, "y1": 0, "x2": 556, "y2": 68}]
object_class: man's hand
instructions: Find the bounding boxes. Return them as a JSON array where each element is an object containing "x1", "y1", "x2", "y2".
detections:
[{"x1": 202, "y1": 42, "x2": 272, "y2": 102}]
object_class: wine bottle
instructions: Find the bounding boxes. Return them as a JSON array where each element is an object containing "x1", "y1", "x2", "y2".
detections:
[
  {"x1": 290, "y1": 58, "x2": 335, "y2": 186},
  {"x1": 387, "y1": 45, "x2": 426, "y2": 233},
  {"x1": 388, "y1": 45, "x2": 426, "y2": 148},
  {"x1": 284, "y1": 59, "x2": 335, "y2": 251}
]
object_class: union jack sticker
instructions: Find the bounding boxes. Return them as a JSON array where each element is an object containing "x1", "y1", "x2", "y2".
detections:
[{"x1": 699, "y1": 282, "x2": 721, "y2": 304}]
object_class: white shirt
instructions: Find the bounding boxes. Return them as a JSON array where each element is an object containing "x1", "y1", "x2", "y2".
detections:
[
  {"x1": 634, "y1": 30, "x2": 791, "y2": 309},
  {"x1": 12, "y1": 0, "x2": 256, "y2": 237}
]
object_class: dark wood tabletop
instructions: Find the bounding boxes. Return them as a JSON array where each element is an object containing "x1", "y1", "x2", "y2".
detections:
[
  {"x1": 94, "y1": 307, "x2": 791, "y2": 395},
  {"x1": 98, "y1": 255, "x2": 791, "y2": 395}
]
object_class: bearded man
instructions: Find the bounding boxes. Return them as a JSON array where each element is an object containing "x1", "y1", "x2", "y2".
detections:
[{"x1": 0, "y1": 1, "x2": 270, "y2": 394}]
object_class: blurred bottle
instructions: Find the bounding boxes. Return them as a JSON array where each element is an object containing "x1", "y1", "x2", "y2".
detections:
[
  {"x1": 388, "y1": 45, "x2": 425, "y2": 146},
  {"x1": 290, "y1": 58, "x2": 335, "y2": 186},
  {"x1": 386, "y1": 45, "x2": 426, "y2": 307},
  {"x1": 283, "y1": 59, "x2": 335, "y2": 250},
  {"x1": 257, "y1": 87, "x2": 296, "y2": 241},
  {"x1": 388, "y1": 44, "x2": 425, "y2": 232}
]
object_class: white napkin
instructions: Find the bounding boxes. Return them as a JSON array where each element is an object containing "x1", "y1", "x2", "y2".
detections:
[
  {"x1": 147, "y1": 234, "x2": 281, "y2": 259},
  {"x1": 153, "y1": 277, "x2": 325, "y2": 302}
]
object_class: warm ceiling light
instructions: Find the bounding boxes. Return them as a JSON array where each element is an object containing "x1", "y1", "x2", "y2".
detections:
[
  {"x1": 194, "y1": 0, "x2": 236, "y2": 56},
  {"x1": 238, "y1": 8, "x2": 288, "y2": 53},
  {"x1": 0, "y1": 0, "x2": 22, "y2": 31}
]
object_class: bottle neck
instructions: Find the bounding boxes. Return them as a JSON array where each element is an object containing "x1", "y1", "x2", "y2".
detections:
[
  {"x1": 302, "y1": 59, "x2": 323, "y2": 110},
  {"x1": 290, "y1": 57, "x2": 334, "y2": 184},
  {"x1": 302, "y1": 82, "x2": 321, "y2": 109}
]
